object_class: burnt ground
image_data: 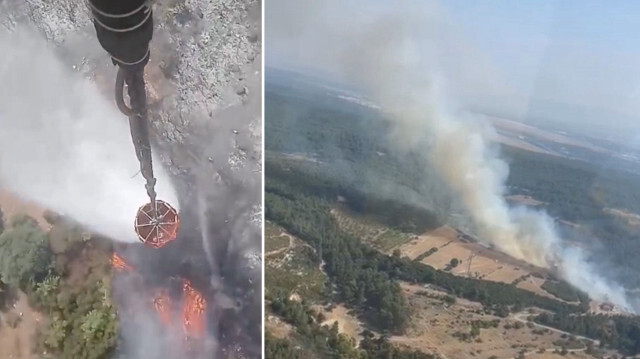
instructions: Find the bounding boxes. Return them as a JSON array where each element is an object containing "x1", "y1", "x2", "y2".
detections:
[{"x1": 1, "y1": 0, "x2": 262, "y2": 358}]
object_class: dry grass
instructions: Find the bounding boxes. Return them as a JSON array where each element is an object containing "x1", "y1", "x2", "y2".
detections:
[
  {"x1": 392, "y1": 283, "x2": 581, "y2": 359},
  {"x1": 394, "y1": 226, "x2": 555, "y2": 299},
  {"x1": 395, "y1": 226, "x2": 457, "y2": 259}
]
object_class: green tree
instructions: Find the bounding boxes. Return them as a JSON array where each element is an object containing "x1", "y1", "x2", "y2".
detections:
[
  {"x1": 560, "y1": 345, "x2": 568, "y2": 355},
  {"x1": 0, "y1": 282, "x2": 5, "y2": 309},
  {"x1": 43, "y1": 314, "x2": 69, "y2": 350},
  {"x1": 0, "y1": 214, "x2": 53, "y2": 289},
  {"x1": 265, "y1": 332, "x2": 303, "y2": 359},
  {"x1": 0, "y1": 206, "x2": 4, "y2": 234},
  {"x1": 80, "y1": 309, "x2": 111, "y2": 343},
  {"x1": 450, "y1": 258, "x2": 459, "y2": 268},
  {"x1": 10, "y1": 213, "x2": 39, "y2": 228},
  {"x1": 34, "y1": 274, "x2": 60, "y2": 310},
  {"x1": 470, "y1": 324, "x2": 480, "y2": 338}
]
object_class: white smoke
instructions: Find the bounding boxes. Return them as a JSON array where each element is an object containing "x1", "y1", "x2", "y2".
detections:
[
  {"x1": 267, "y1": 0, "x2": 634, "y2": 311},
  {"x1": 379, "y1": 78, "x2": 631, "y2": 310},
  {"x1": 0, "y1": 27, "x2": 178, "y2": 243}
]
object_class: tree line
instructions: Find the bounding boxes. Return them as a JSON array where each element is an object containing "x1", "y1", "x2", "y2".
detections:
[
  {"x1": 535, "y1": 312, "x2": 640, "y2": 355},
  {"x1": 265, "y1": 161, "x2": 584, "y2": 335}
]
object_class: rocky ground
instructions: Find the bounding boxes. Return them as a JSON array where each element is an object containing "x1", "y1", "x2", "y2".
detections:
[{"x1": 0, "y1": 0, "x2": 262, "y2": 357}]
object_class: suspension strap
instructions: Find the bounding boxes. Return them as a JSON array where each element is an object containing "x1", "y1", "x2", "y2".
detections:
[
  {"x1": 89, "y1": 0, "x2": 157, "y2": 209},
  {"x1": 117, "y1": 67, "x2": 157, "y2": 208}
]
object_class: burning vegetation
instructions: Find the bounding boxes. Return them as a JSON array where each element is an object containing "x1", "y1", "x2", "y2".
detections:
[
  {"x1": 110, "y1": 251, "x2": 208, "y2": 351},
  {"x1": 182, "y1": 279, "x2": 207, "y2": 338},
  {"x1": 111, "y1": 252, "x2": 134, "y2": 272},
  {"x1": 153, "y1": 289, "x2": 173, "y2": 326}
]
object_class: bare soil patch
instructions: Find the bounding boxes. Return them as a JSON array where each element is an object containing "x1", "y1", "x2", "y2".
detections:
[
  {"x1": 265, "y1": 230, "x2": 292, "y2": 256},
  {"x1": 0, "y1": 190, "x2": 49, "y2": 230},
  {"x1": 528, "y1": 353, "x2": 592, "y2": 359},
  {"x1": 605, "y1": 208, "x2": 640, "y2": 227},
  {"x1": 265, "y1": 314, "x2": 293, "y2": 339},
  {"x1": 507, "y1": 194, "x2": 544, "y2": 207},
  {"x1": 488, "y1": 116, "x2": 608, "y2": 154},
  {"x1": 313, "y1": 304, "x2": 363, "y2": 343},
  {"x1": 0, "y1": 291, "x2": 44, "y2": 359},
  {"x1": 489, "y1": 131, "x2": 555, "y2": 155}
]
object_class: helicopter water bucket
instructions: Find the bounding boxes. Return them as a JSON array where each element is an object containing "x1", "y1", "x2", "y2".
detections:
[{"x1": 134, "y1": 200, "x2": 180, "y2": 248}]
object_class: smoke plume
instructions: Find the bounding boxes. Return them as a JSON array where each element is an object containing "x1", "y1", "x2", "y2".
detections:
[
  {"x1": 0, "y1": 28, "x2": 178, "y2": 243},
  {"x1": 365, "y1": 72, "x2": 631, "y2": 310},
  {"x1": 267, "y1": 0, "x2": 635, "y2": 311}
]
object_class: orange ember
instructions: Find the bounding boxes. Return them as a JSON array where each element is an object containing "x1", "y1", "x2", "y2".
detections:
[
  {"x1": 181, "y1": 280, "x2": 206, "y2": 338},
  {"x1": 111, "y1": 253, "x2": 134, "y2": 272},
  {"x1": 153, "y1": 290, "x2": 173, "y2": 327}
]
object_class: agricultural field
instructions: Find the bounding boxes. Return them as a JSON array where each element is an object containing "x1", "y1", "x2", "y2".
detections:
[
  {"x1": 395, "y1": 230, "x2": 562, "y2": 301},
  {"x1": 331, "y1": 209, "x2": 567, "y2": 302},
  {"x1": 331, "y1": 206, "x2": 413, "y2": 252}
]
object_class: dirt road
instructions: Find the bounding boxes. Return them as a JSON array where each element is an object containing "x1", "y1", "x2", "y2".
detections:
[
  {"x1": 511, "y1": 311, "x2": 600, "y2": 346},
  {"x1": 265, "y1": 232, "x2": 294, "y2": 257}
]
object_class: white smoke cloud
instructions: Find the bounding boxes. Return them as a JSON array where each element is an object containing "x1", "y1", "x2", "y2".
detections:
[
  {"x1": 380, "y1": 78, "x2": 631, "y2": 310},
  {"x1": 0, "y1": 27, "x2": 178, "y2": 243},
  {"x1": 267, "y1": 0, "x2": 634, "y2": 311}
]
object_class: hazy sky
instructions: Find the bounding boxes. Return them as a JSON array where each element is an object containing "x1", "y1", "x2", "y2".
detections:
[
  {"x1": 443, "y1": 1, "x2": 640, "y2": 131},
  {"x1": 266, "y1": 0, "x2": 640, "y2": 138}
]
